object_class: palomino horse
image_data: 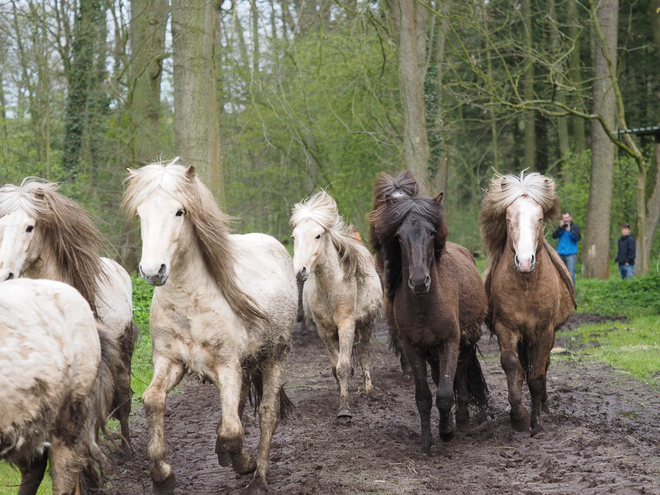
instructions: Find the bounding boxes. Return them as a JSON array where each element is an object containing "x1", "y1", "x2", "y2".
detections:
[
  {"x1": 0, "y1": 279, "x2": 120, "y2": 495},
  {"x1": 122, "y1": 159, "x2": 297, "y2": 494},
  {"x1": 370, "y1": 170, "x2": 419, "y2": 378},
  {"x1": 480, "y1": 172, "x2": 575, "y2": 436},
  {"x1": 369, "y1": 178, "x2": 488, "y2": 453},
  {"x1": 0, "y1": 179, "x2": 137, "y2": 455},
  {"x1": 290, "y1": 191, "x2": 382, "y2": 418}
]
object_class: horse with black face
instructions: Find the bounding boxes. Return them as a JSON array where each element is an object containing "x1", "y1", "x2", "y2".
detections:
[{"x1": 369, "y1": 181, "x2": 488, "y2": 453}]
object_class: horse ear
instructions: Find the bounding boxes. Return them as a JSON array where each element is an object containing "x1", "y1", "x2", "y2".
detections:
[
  {"x1": 185, "y1": 165, "x2": 196, "y2": 179},
  {"x1": 433, "y1": 192, "x2": 444, "y2": 205}
]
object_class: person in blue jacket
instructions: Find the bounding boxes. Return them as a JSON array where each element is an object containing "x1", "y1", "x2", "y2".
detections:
[
  {"x1": 552, "y1": 212, "x2": 581, "y2": 285},
  {"x1": 615, "y1": 223, "x2": 635, "y2": 279}
]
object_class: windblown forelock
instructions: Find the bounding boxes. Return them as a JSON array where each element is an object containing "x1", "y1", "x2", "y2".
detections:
[
  {"x1": 290, "y1": 190, "x2": 367, "y2": 281},
  {"x1": 480, "y1": 172, "x2": 560, "y2": 266}
]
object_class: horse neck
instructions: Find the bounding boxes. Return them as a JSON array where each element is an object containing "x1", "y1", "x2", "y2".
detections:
[
  {"x1": 166, "y1": 228, "x2": 217, "y2": 295},
  {"x1": 313, "y1": 236, "x2": 345, "y2": 290},
  {"x1": 23, "y1": 238, "x2": 62, "y2": 282}
]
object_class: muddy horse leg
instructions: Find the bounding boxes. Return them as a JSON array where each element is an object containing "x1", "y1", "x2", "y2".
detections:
[
  {"x1": 143, "y1": 358, "x2": 185, "y2": 495},
  {"x1": 496, "y1": 325, "x2": 529, "y2": 432},
  {"x1": 215, "y1": 373, "x2": 250, "y2": 468},
  {"x1": 402, "y1": 340, "x2": 433, "y2": 453},
  {"x1": 246, "y1": 357, "x2": 288, "y2": 494},
  {"x1": 436, "y1": 338, "x2": 459, "y2": 443},
  {"x1": 335, "y1": 317, "x2": 356, "y2": 418},
  {"x1": 528, "y1": 337, "x2": 554, "y2": 437},
  {"x1": 17, "y1": 452, "x2": 48, "y2": 495},
  {"x1": 113, "y1": 349, "x2": 134, "y2": 457},
  {"x1": 48, "y1": 437, "x2": 83, "y2": 495},
  {"x1": 542, "y1": 332, "x2": 556, "y2": 414},
  {"x1": 216, "y1": 362, "x2": 256, "y2": 476},
  {"x1": 355, "y1": 323, "x2": 374, "y2": 395},
  {"x1": 454, "y1": 347, "x2": 471, "y2": 431}
]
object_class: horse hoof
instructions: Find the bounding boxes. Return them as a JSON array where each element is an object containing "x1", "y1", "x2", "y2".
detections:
[
  {"x1": 402, "y1": 372, "x2": 412, "y2": 381},
  {"x1": 511, "y1": 416, "x2": 531, "y2": 433},
  {"x1": 542, "y1": 402, "x2": 550, "y2": 414},
  {"x1": 439, "y1": 429, "x2": 455, "y2": 443},
  {"x1": 244, "y1": 477, "x2": 268, "y2": 494},
  {"x1": 232, "y1": 452, "x2": 257, "y2": 475},
  {"x1": 336, "y1": 405, "x2": 353, "y2": 419},
  {"x1": 456, "y1": 418, "x2": 470, "y2": 432},
  {"x1": 531, "y1": 423, "x2": 547, "y2": 438},
  {"x1": 152, "y1": 473, "x2": 176, "y2": 495},
  {"x1": 215, "y1": 437, "x2": 232, "y2": 467}
]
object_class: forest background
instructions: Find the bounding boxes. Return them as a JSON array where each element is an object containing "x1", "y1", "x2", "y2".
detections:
[{"x1": 0, "y1": 0, "x2": 659, "y2": 278}]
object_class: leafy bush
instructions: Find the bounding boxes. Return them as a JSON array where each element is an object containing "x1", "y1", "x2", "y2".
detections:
[
  {"x1": 576, "y1": 272, "x2": 660, "y2": 317},
  {"x1": 130, "y1": 275, "x2": 155, "y2": 400}
]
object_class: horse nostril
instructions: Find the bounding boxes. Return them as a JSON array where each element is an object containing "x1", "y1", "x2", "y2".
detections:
[
  {"x1": 515, "y1": 255, "x2": 520, "y2": 265},
  {"x1": 158, "y1": 264, "x2": 167, "y2": 276},
  {"x1": 531, "y1": 255, "x2": 536, "y2": 265},
  {"x1": 6, "y1": 272, "x2": 14, "y2": 280},
  {"x1": 424, "y1": 275, "x2": 431, "y2": 287}
]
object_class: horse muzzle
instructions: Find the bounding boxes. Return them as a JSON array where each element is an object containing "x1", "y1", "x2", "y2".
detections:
[
  {"x1": 296, "y1": 267, "x2": 309, "y2": 283},
  {"x1": 514, "y1": 254, "x2": 536, "y2": 274},
  {"x1": 139, "y1": 263, "x2": 169, "y2": 286},
  {"x1": 408, "y1": 275, "x2": 431, "y2": 295}
]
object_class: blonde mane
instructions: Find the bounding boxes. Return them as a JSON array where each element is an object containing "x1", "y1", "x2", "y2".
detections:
[
  {"x1": 0, "y1": 179, "x2": 104, "y2": 316},
  {"x1": 122, "y1": 158, "x2": 269, "y2": 329},
  {"x1": 290, "y1": 190, "x2": 367, "y2": 281},
  {"x1": 480, "y1": 171, "x2": 560, "y2": 267}
]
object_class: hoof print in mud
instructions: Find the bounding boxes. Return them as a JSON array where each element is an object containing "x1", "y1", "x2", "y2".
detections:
[{"x1": 152, "y1": 473, "x2": 176, "y2": 495}]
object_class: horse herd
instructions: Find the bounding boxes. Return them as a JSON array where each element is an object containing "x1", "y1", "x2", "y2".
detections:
[{"x1": 0, "y1": 160, "x2": 576, "y2": 494}]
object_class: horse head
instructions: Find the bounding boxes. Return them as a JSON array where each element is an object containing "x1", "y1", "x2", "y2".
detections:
[
  {"x1": 127, "y1": 165, "x2": 197, "y2": 287},
  {"x1": 506, "y1": 195, "x2": 544, "y2": 273},
  {"x1": 0, "y1": 206, "x2": 39, "y2": 281},
  {"x1": 291, "y1": 217, "x2": 325, "y2": 282}
]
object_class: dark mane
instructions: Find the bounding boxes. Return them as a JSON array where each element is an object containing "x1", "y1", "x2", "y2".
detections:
[
  {"x1": 369, "y1": 196, "x2": 447, "y2": 296},
  {"x1": 370, "y1": 171, "x2": 419, "y2": 273}
]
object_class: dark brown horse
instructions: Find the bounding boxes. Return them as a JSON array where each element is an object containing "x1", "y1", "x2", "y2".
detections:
[
  {"x1": 480, "y1": 172, "x2": 575, "y2": 437},
  {"x1": 370, "y1": 180, "x2": 488, "y2": 453},
  {"x1": 370, "y1": 171, "x2": 419, "y2": 378}
]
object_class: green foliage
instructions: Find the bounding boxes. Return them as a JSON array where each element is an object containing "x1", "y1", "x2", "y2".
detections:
[
  {"x1": 0, "y1": 462, "x2": 52, "y2": 494},
  {"x1": 576, "y1": 271, "x2": 660, "y2": 317},
  {"x1": 130, "y1": 275, "x2": 154, "y2": 400}
]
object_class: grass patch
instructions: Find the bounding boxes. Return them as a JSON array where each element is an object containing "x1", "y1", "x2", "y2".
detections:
[
  {"x1": 575, "y1": 272, "x2": 660, "y2": 318},
  {"x1": 131, "y1": 275, "x2": 155, "y2": 401},
  {"x1": 0, "y1": 463, "x2": 52, "y2": 494}
]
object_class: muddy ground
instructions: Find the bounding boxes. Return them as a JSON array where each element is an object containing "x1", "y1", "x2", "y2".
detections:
[{"x1": 108, "y1": 314, "x2": 660, "y2": 494}]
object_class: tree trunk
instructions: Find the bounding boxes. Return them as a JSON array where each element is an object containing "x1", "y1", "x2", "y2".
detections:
[
  {"x1": 172, "y1": 0, "x2": 223, "y2": 204},
  {"x1": 645, "y1": 0, "x2": 660, "y2": 263},
  {"x1": 430, "y1": 0, "x2": 449, "y2": 195},
  {"x1": 583, "y1": 0, "x2": 618, "y2": 279},
  {"x1": 550, "y1": 0, "x2": 569, "y2": 164},
  {"x1": 130, "y1": 0, "x2": 168, "y2": 163},
  {"x1": 393, "y1": 0, "x2": 432, "y2": 195},
  {"x1": 522, "y1": 0, "x2": 535, "y2": 171},
  {"x1": 567, "y1": 0, "x2": 586, "y2": 155}
]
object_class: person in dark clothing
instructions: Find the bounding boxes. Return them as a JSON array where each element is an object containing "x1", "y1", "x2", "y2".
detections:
[
  {"x1": 552, "y1": 212, "x2": 581, "y2": 285},
  {"x1": 615, "y1": 223, "x2": 635, "y2": 279}
]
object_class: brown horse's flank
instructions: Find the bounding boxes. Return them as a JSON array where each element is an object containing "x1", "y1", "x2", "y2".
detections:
[{"x1": 370, "y1": 181, "x2": 488, "y2": 454}]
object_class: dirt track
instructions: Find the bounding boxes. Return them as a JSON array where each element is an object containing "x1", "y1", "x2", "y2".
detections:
[{"x1": 109, "y1": 314, "x2": 660, "y2": 494}]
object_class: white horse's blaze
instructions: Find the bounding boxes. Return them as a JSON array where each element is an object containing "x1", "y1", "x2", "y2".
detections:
[
  {"x1": 136, "y1": 195, "x2": 186, "y2": 286},
  {"x1": 507, "y1": 196, "x2": 543, "y2": 273},
  {"x1": 291, "y1": 219, "x2": 325, "y2": 280},
  {"x1": 0, "y1": 209, "x2": 37, "y2": 281}
]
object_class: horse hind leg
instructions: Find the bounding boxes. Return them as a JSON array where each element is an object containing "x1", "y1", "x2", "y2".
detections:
[
  {"x1": 143, "y1": 359, "x2": 185, "y2": 495},
  {"x1": 17, "y1": 452, "x2": 48, "y2": 495},
  {"x1": 454, "y1": 348, "x2": 471, "y2": 431},
  {"x1": 48, "y1": 437, "x2": 83, "y2": 495},
  {"x1": 113, "y1": 358, "x2": 133, "y2": 457},
  {"x1": 355, "y1": 322, "x2": 374, "y2": 395}
]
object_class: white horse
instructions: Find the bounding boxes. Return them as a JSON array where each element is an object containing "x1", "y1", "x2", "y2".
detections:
[
  {"x1": 290, "y1": 191, "x2": 382, "y2": 418},
  {"x1": 0, "y1": 179, "x2": 137, "y2": 456},
  {"x1": 122, "y1": 159, "x2": 298, "y2": 494},
  {"x1": 0, "y1": 279, "x2": 119, "y2": 495}
]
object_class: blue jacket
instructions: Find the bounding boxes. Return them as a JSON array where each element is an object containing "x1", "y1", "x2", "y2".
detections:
[{"x1": 552, "y1": 222, "x2": 581, "y2": 256}]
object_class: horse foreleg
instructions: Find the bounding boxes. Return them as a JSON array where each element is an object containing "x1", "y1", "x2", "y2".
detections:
[
  {"x1": 402, "y1": 340, "x2": 433, "y2": 453},
  {"x1": 336, "y1": 317, "x2": 356, "y2": 418},
  {"x1": 528, "y1": 337, "x2": 554, "y2": 437},
  {"x1": 436, "y1": 338, "x2": 459, "y2": 443},
  {"x1": 17, "y1": 452, "x2": 47, "y2": 495},
  {"x1": 215, "y1": 371, "x2": 250, "y2": 468},
  {"x1": 496, "y1": 326, "x2": 529, "y2": 432},
  {"x1": 113, "y1": 352, "x2": 133, "y2": 457},
  {"x1": 48, "y1": 437, "x2": 82, "y2": 495},
  {"x1": 355, "y1": 323, "x2": 374, "y2": 395},
  {"x1": 216, "y1": 363, "x2": 255, "y2": 475},
  {"x1": 143, "y1": 358, "x2": 185, "y2": 495},
  {"x1": 247, "y1": 357, "x2": 287, "y2": 493}
]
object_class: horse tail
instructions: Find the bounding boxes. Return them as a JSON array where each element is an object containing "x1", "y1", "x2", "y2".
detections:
[
  {"x1": 462, "y1": 345, "x2": 490, "y2": 410},
  {"x1": 248, "y1": 367, "x2": 295, "y2": 424},
  {"x1": 81, "y1": 322, "x2": 122, "y2": 491},
  {"x1": 517, "y1": 339, "x2": 530, "y2": 379}
]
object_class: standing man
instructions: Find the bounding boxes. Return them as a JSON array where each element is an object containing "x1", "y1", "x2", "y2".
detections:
[
  {"x1": 552, "y1": 212, "x2": 581, "y2": 285},
  {"x1": 615, "y1": 223, "x2": 636, "y2": 279}
]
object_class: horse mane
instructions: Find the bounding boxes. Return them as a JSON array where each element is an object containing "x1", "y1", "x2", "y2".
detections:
[
  {"x1": 0, "y1": 179, "x2": 104, "y2": 316},
  {"x1": 369, "y1": 195, "x2": 447, "y2": 296},
  {"x1": 122, "y1": 158, "x2": 270, "y2": 329},
  {"x1": 480, "y1": 171, "x2": 560, "y2": 270},
  {"x1": 290, "y1": 190, "x2": 367, "y2": 281}
]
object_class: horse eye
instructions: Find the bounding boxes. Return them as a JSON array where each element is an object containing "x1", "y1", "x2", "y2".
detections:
[
  {"x1": 315, "y1": 234, "x2": 322, "y2": 240},
  {"x1": 26, "y1": 225, "x2": 34, "y2": 233},
  {"x1": 176, "y1": 209, "x2": 184, "y2": 217}
]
